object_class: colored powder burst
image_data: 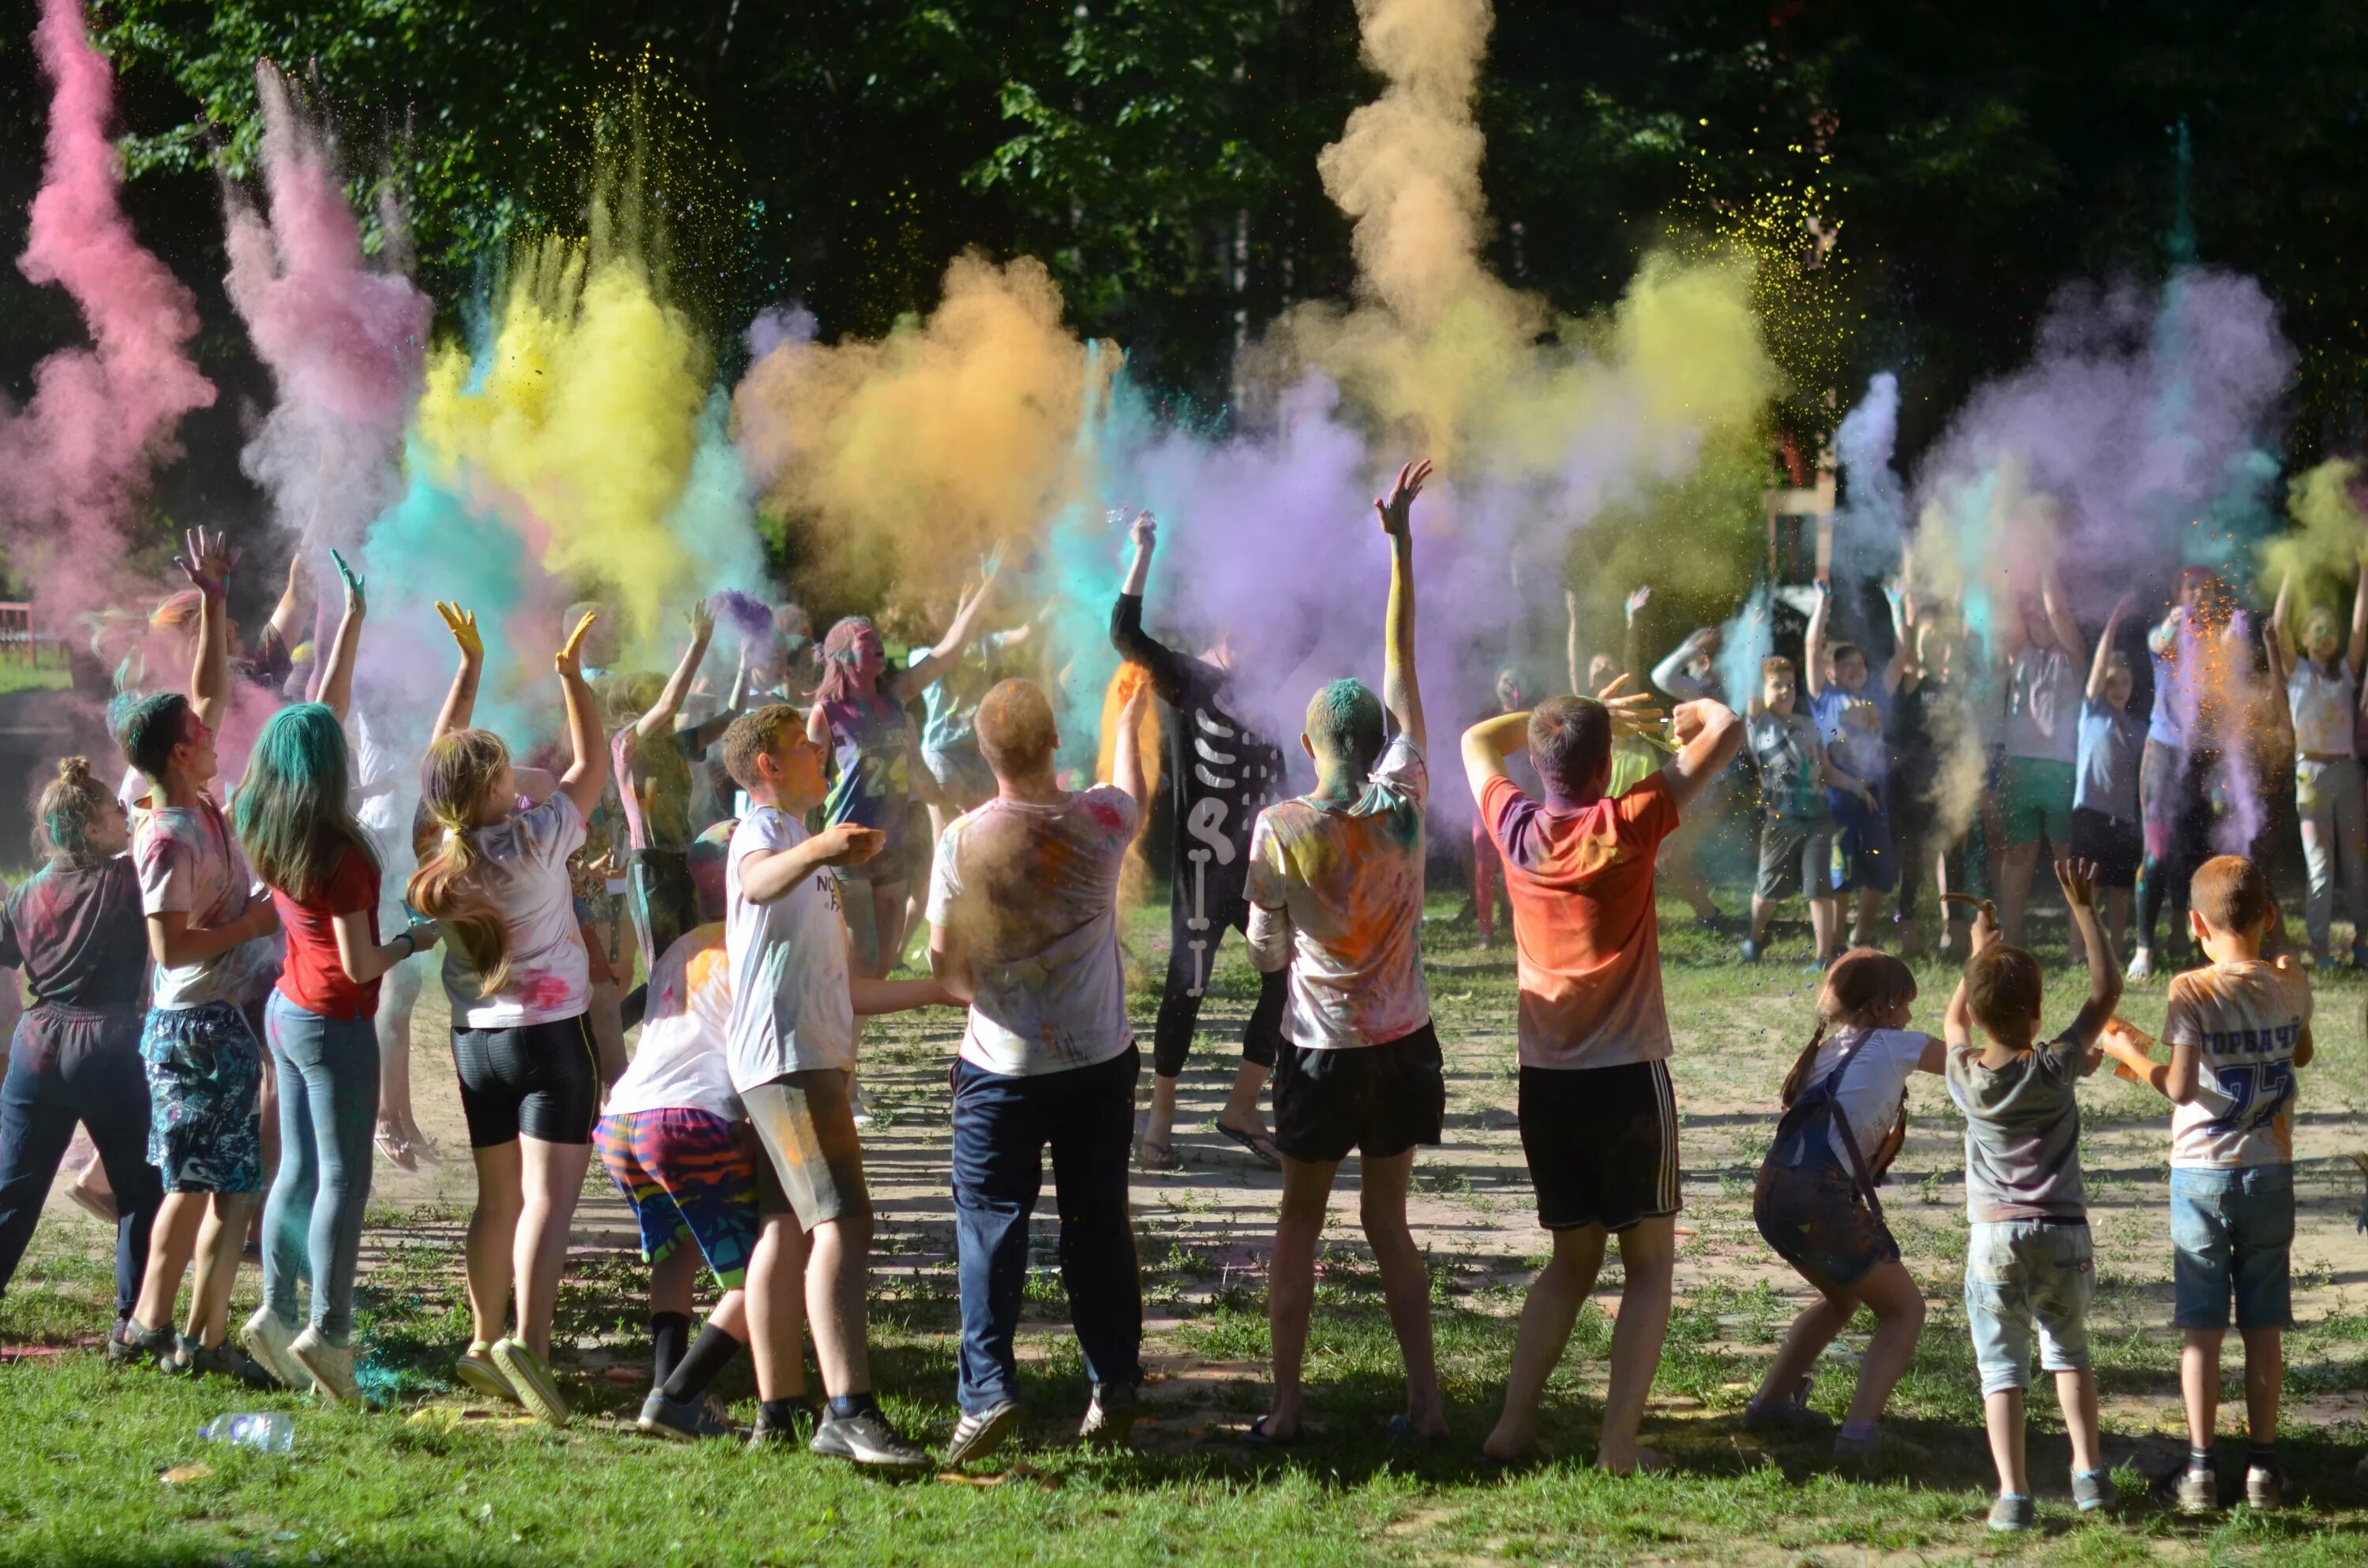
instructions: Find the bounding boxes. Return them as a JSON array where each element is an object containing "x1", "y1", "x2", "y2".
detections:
[
  {"x1": 710, "y1": 588, "x2": 774, "y2": 638},
  {"x1": 1716, "y1": 585, "x2": 1772, "y2": 711},
  {"x1": 2259, "y1": 460, "x2": 2367, "y2": 613},
  {"x1": 0, "y1": 0, "x2": 215, "y2": 622}
]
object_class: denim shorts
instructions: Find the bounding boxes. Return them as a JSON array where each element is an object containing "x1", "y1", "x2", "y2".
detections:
[
  {"x1": 1754, "y1": 1154, "x2": 1898, "y2": 1287},
  {"x1": 2170, "y1": 1165, "x2": 2295, "y2": 1331},
  {"x1": 1963, "y1": 1218, "x2": 2094, "y2": 1394}
]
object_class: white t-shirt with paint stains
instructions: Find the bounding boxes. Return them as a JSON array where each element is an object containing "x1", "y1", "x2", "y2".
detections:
[{"x1": 439, "y1": 792, "x2": 591, "y2": 1030}]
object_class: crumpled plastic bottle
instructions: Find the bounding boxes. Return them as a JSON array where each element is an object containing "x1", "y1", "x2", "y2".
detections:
[{"x1": 197, "y1": 1413, "x2": 294, "y2": 1453}]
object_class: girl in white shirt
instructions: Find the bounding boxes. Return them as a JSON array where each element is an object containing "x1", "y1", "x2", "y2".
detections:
[{"x1": 2267, "y1": 570, "x2": 2368, "y2": 966}]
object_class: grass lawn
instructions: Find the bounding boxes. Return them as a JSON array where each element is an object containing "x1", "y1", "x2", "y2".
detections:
[{"x1": 6, "y1": 878, "x2": 2368, "y2": 1565}]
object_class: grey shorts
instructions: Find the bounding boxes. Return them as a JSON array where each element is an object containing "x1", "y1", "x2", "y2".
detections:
[
  {"x1": 921, "y1": 743, "x2": 998, "y2": 803},
  {"x1": 742, "y1": 1069, "x2": 871, "y2": 1230},
  {"x1": 1964, "y1": 1218, "x2": 2094, "y2": 1394},
  {"x1": 1755, "y1": 814, "x2": 1836, "y2": 901}
]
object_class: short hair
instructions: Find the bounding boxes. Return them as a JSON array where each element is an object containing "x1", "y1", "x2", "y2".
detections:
[
  {"x1": 2190, "y1": 854, "x2": 2271, "y2": 937},
  {"x1": 1761, "y1": 656, "x2": 1795, "y2": 680},
  {"x1": 1964, "y1": 945, "x2": 2044, "y2": 1040},
  {"x1": 2104, "y1": 651, "x2": 2133, "y2": 675},
  {"x1": 1527, "y1": 694, "x2": 1610, "y2": 796},
  {"x1": 976, "y1": 679, "x2": 1058, "y2": 777},
  {"x1": 723, "y1": 704, "x2": 805, "y2": 791},
  {"x1": 1305, "y1": 678, "x2": 1384, "y2": 773},
  {"x1": 118, "y1": 690, "x2": 193, "y2": 781},
  {"x1": 1828, "y1": 642, "x2": 1864, "y2": 668}
]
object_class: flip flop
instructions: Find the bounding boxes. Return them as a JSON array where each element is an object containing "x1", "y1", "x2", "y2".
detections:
[
  {"x1": 1135, "y1": 1140, "x2": 1182, "y2": 1173},
  {"x1": 1215, "y1": 1121, "x2": 1283, "y2": 1170},
  {"x1": 1387, "y1": 1413, "x2": 1449, "y2": 1446},
  {"x1": 375, "y1": 1128, "x2": 418, "y2": 1172},
  {"x1": 1242, "y1": 1415, "x2": 1300, "y2": 1448}
]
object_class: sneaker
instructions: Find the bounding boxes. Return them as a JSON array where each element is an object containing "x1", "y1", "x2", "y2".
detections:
[
  {"x1": 453, "y1": 1342, "x2": 516, "y2": 1404},
  {"x1": 2072, "y1": 1467, "x2": 2120, "y2": 1514},
  {"x1": 2176, "y1": 1465, "x2": 2220, "y2": 1515},
  {"x1": 748, "y1": 1398, "x2": 819, "y2": 1446},
  {"x1": 178, "y1": 1331, "x2": 273, "y2": 1389},
  {"x1": 290, "y1": 1325, "x2": 362, "y2": 1408},
  {"x1": 1079, "y1": 1382, "x2": 1137, "y2": 1447},
  {"x1": 942, "y1": 1398, "x2": 1024, "y2": 1465},
  {"x1": 2126, "y1": 948, "x2": 2153, "y2": 981},
  {"x1": 1739, "y1": 938, "x2": 1763, "y2": 964},
  {"x1": 241, "y1": 1308, "x2": 310, "y2": 1392},
  {"x1": 108, "y1": 1317, "x2": 179, "y2": 1371},
  {"x1": 639, "y1": 1390, "x2": 739, "y2": 1441},
  {"x1": 2245, "y1": 1464, "x2": 2285, "y2": 1510},
  {"x1": 810, "y1": 1405, "x2": 932, "y2": 1472},
  {"x1": 1741, "y1": 1377, "x2": 1833, "y2": 1437},
  {"x1": 1987, "y1": 1494, "x2": 2036, "y2": 1532},
  {"x1": 490, "y1": 1337, "x2": 571, "y2": 1427}
]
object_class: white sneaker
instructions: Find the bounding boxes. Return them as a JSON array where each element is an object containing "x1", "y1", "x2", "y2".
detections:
[
  {"x1": 241, "y1": 1307, "x2": 311, "y2": 1393},
  {"x1": 290, "y1": 1325, "x2": 362, "y2": 1407},
  {"x1": 2125, "y1": 948, "x2": 2153, "y2": 981}
]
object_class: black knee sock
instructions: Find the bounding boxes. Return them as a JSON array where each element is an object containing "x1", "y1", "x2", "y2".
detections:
[
  {"x1": 660, "y1": 1321, "x2": 744, "y2": 1404},
  {"x1": 2247, "y1": 1439, "x2": 2277, "y2": 1471},
  {"x1": 650, "y1": 1312, "x2": 692, "y2": 1389}
]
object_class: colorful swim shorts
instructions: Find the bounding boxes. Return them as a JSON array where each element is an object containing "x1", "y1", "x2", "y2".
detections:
[{"x1": 594, "y1": 1106, "x2": 761, "y2": 1287}]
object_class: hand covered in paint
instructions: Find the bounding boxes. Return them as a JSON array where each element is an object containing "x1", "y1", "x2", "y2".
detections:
[
  {"x1": 685, "y1": 597, "x2": 715, "y2": 646},
  {"x1": 1119, "y1": 679, "x2": 1150, "y2": 734},
  {"x1": 173, "y1": 528, "x2": 239, "y2": 600},
  {"x1": 1625, "y1": 586, "x2": 1650, "y2": 622},
  {"x1": 813, "y1": 823, "x2": 886, "y2": 869},
  {"x1": 2052, "y1": 855, "x2": 2100, "y2": 912},
  {"x1": 1374, "y1": 458, "x2": 1432, "y2": 538},
  {"x1": 1593, "y1": 672, "x2": 1666, "y2": 739},
  {"x1": 2098, "y1": 1017, "x2": 2159, "y2": 1083},
  {"x1": 556, "y1": 609, "x2": 598, "y2": 678},
  {"x1": 435, "y1": 601, "x2": 482, "y2": 665},
  {"x1": 1129, "y1": 511, "x2": 1156, "y2": 553},
  {"x1": 330, "y1": 549, "x2": 365, "y2": 619},
  {"x1": 402, "y1": 918, "x2": 441, "y2": 955}
]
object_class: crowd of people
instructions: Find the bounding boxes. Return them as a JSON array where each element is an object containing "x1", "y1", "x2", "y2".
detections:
[{"x1": 0, "y1": 473, "x2": 2339, "y2": 1532}]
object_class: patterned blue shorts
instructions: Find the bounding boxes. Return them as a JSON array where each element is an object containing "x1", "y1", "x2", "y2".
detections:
[{"x1": 141, "y1": 1001, "x2": 264, "y2": 1194}]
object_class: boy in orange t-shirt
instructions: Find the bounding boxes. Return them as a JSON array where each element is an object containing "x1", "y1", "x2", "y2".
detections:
[{"x1": 1459, "y1": 675, "x2": 1743, "y2": 1473}]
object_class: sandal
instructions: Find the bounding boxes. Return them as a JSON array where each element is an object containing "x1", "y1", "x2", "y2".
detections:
[
  {"x1": 1214, "y1": 1121, "x2": 1283, "y2": 1170},
  {"x1": 375, "y1": 1127, "x2": 418, "y2": 1172},
  {"x1": 1242, "y1": 1414, "x2": 1300, "y2": 1448},
  {"x1": 1135, "y1": 1140, "x2": 1182, "y2": 1173}
]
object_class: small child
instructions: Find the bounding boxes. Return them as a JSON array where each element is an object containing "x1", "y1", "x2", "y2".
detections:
[
  {"x1": 1943, "y1": 859, "x2": 2123, "y2": 1532},
  {"x1": 2070, "y1": 593, "x2": 2143, "y2": 955},
  {"x1": 2098, "y1": 853, "x2": 2310, "y2": 1514},
  {"x1": 1744, "y1": 655, "x2": 1856, "y2": 967},
  {"x1": 1747, "y1": 949, "x2": 1943, "y2": 1462}
]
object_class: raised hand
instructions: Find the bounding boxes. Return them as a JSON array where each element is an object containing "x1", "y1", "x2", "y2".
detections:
[
  {"x1": 1129, "y1": 511, "x2": 1156, "y2": 552},
  {"x1": 173, "y1": 528, "x2": 239, "y2": 598},
  {"x1": 2053, "y1": 855, "x2": 2100, "y2": 911},
  {"x1": 330, "y1": 548, "x2": 365, "y2": 618},
  {"x1": 435, "y1": 601, "x2": 482, "y2": 664},
  {"x1": 686, "y1": 597, "x2": 715, "y2": 644},
  {"x1": 1373, "y1": 458, "x2": 1433, "y2": 537},
  {"x1": 556, "y1": 609, "x2": 598, "y2": 677},
  {"x1": 1594, "y1": 672, "x2": 1668, "y2": 739},
  {"x1": 1625, "y1": 585, "x2": 1651, "y2": 621}
]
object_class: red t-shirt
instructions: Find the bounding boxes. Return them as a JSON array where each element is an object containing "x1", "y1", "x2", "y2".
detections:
[
  {"x1": 1482, "y1": 770, "x2": 1678, "y2": 1072},
  {"x1": 272, "y1": 841, "x2": 383, "y2": 1020}
]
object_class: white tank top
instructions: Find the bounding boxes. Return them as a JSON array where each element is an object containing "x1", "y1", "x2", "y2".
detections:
[{"x1": 2288, "y1": 658, "x2": 2356, "y2": 758}]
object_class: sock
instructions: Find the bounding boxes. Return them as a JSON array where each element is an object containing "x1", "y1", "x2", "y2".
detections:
[
  {"x1": 760, "y1": 1396, "x2": 816, "y2": 1431},
  {"x1": 828, "y1": 1391, "x2": 879, "y2": 1420},
  {"x1": 650, "y1": 1312, "x2": 692, "y2": 1389},
  {"x1": 1838, "y1": 1417, "x2": 1879, "y2": 1443},
  {"x1": 661, "y1": 1322, "x2": 744, "y2": 1404},
  {"x1": 2246, "y1": 1441, "x2": 2277, "y2": 1472},
  {"x1": 2189, "y1": 1444, "x2": 2215, "y2": 1473}
]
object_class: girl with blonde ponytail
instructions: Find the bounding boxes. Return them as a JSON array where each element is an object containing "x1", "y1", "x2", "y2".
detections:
[
  {"x1": 1745, "y1": 948, "x2": 1944, "y2": 1463},
  {"x1": 414, "y1": 601, "x2": 611, "y2": 1428},
  {"x1": 0, "y1": 757, "x2": 159, "y2": 1334}
]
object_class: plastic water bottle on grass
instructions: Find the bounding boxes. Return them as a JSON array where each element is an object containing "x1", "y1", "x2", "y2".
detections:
[{"x1": 198, "y1": 1413, "x2": 294, "y2": 1452}]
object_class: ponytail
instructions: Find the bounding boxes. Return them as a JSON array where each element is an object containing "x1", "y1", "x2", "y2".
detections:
[
  {"x1": 1781, "y1": 948, "x2": 1919, "y2": 1110},
  {"x1": 39, "y1": 754, "x2": 114, "y2": 868},
  {"x1": 407, "y1": 730, "x2": 514, "y2": 997},
  {"x1": 1778, "y1": 1019, "x2": 1829, "y2": 1110}
]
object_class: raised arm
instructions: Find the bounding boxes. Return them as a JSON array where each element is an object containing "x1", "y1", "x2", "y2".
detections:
[
  {"x1": 1112, "y1": 683, "x2": 1148, "y2": 807},
  {"x1": 2270, "y1": 571, "x2": 2297, "y2": 666},
  {"x1": 1460, "y1": 710, "x2": 1531, "y2": 804},
  {"x1": 554, "y1": 611, "x2": 610, "y2": 821},
  {"x1": 2040, "y1": 556, "x2": 2087, "y2": 670},
  {"x1": 1883, "y1": 580, "x2": 1914, "y2": 696},
  {"x1": 686, "y1": 650, "x2": 752, "y2": 750},
  {"x1": 1804, "y1": 577, "x2": 1833, "y2": 698},
  {"x1": 1375, "y1": 458, "x2": 1430, "y2": 751},
  {"x1": 1110, "y1": 512, "x2": 1197, "y2": 707},
  {"x1": 1564, "y1": 589, "x2": 1581, "y2": 696},
  {"x1": 429, "y1": 602, "x2": 484, "y2": 744},
  {"x1": 636, "y1": 601, "x2": 715, "y2": 740},
  {"x1": 1621, "y1": 586, "x2": 1648, "y2": 685},
  {"x1": 2056, "y1": 858, "x2": 2123, "y2": 1057},
  {"x1": 896, "y1": 552, "x2": 1004, "y2": 700},
  {"x1": 265, "y1": 550, "x2": 306, "y2": 650},
  {"x1": 317, "y1": 550, "x2": 365, "y2": 723},
  {"x1": 173, "y1": 528, "x2": 237, "y2": 739},
  {"x1": 1650, "y1": 631, "x2": 1714, "y2": 702},
  {"x1": 1943, "y1": 904, "x2": 2001, "y2": 1049},
  {"x1": 2087, "y1": 590, "x2": 2133, "y2": 702},
  {"x1": 1660, "y1": 698, "x2": 1744, "y2": 811},
  {"x1": 2350, "y1": 552, "x2": 2368, "y2": 674}
]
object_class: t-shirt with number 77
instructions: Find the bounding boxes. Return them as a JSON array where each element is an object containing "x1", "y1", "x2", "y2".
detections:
[{"x1": 2162, "y1": 958, "x2": 2312, "y2": 1169}]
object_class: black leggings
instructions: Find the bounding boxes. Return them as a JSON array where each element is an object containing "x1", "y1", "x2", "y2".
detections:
[
  {"x1": 451, "y1": 1013, "x2": 601, "y2": 1147},
  {"x1": 1152, "y1": 878, "x2": 1283, "y2": 1080},
  {"x1": 2137, "y1": 743, "x2": 2219, "y2": 955}
]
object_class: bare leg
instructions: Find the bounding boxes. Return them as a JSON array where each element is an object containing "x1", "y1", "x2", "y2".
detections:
[
  {"x1": 1843, "y1": 1261, "x2": 1927, "y2": 1427},
  {"x1": 1216, "y1": 1061, "x2": 1274, "y2": 1142},
  {"x1": 1484, "y1": 1224, "x2": 1607, "y2": 1461},
  {"x1": 1809, "y1": 895, "x2": 1839, "y2": 961},
  {"x1": 132, "y1": 1192, "x2": 206, "y2": 1331},
  {"x1": 707, "y1": 1288, "x2": 749, "y2": 1342},
  {"x1": 186, "y1": 1192, "x2": 257, "y2": 1345},
  {"x1": 1752, "y1": 1277, "x2": 1857, "y2": 1410},
  {"x1": 1262, "y1": 1154, "x2": 1340, "y2": 1440},
  {"x1": 745, "y1": 1212, "x2": 811, "y2": 1401},
  {"x1": 1852, "y1": 885, "x2": 1885, "y2": 949},
  {"x1": 1145, "y1": 1072, "x2": 1182, "y2": 1153},
  {"x1": 2055, "y1": 1367, "x2": 2102, "y2": 1476},
  {"x1": 650, "y1": 1244, "x2": 699, "y2": 1319},
  {"x1": 1598, "y1": 1216, "x2": 1676, "y2": 1473},
  {"x1": 514, "y1": 1136, "x2": 591, "y2": 1358},
  {"x1": 1749, "y1": 896, "x2": 1775, "y2": 947},
  {"x1": 1984, "y1": 1387, "x2": 2029, "y2": 1497},
  {"x1": 374, "y1": 963, "x2": 425, "y2": 1150},
  {"x1": 2240, "y1": 1327, "x2": 2282, "y2": 1446},
  {"x1": 465, "y1": 1142, "x2": 523, "y2": 1346},
  {"x1": 1999, "y1": 840, "x2": 2039, "y2": 945},
  {"x1": 867, "y1": 880, "x2": 909, "y2": 979},
  {"x1": 1359, "y1": 1150, "x2": 1444, "y2": 1435},
  {"x1": 2183, "y1": 1329, "x2": 2223, "y2": 1451},
  {"x1": 805, "y1": 1214, "x2": 875, "y2": 1396},
  {"x1": 2104, "y1": 886, "x2": 2131, "y2": 959}
]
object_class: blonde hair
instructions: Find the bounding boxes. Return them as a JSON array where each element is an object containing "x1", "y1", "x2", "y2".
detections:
[
  {"x1": 405, "y1": 729, "x2": 514, "y2": 997},
  {"x1": 1780, "y1": 949, "x2": 1919, "y2": 1107},
  {"x1": 39, "y1": 755, "x2": 115, "y2": 867}
]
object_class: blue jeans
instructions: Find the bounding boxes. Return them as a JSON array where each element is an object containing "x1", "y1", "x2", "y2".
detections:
[
  {"x1": 1963, "y1": 1218, "x2": 2094, "y2": 1395},
  {"x1": 2170, "y1": 1165, "x2": 2295, "y2": 1330},
  {"x1": 261, "y1": 993, "x2": 380, "y2": 1343},
  {"x1": 0, "y1": 1005, "x2": 159, "y2": 1318},
  {"x1": 950, "y1": 1045, "x2": 1143, "y2": 1415}
]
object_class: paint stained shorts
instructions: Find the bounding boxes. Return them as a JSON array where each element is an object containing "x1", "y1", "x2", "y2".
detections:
[
  {"x1": 595, "y1": 1107, "x2": 761, "y2": 1288},
  {"x1": 1963, "y1": 1218, "x2": 2094, "y2": 1394},
  {"x1": 1753, "y1": 1154, "x2": 1898, "y2": 1288},
  {"x1": 141, "y1": 1001, "x2": 264, "y2": 1195},
  {"x1": 743, "y1": 1069, "x2": 871, "y2": 1229}
]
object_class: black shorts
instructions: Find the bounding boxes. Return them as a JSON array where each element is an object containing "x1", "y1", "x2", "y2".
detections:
[
  {"x1": 2067, "y1": 806, "x2": 2141, "y2": 889},
  {"x1": 1519, "y1": 1059, "x2": 1680, "y2": 1232},
  {"x1": 451, "y1": 1013, "x2": 601, "y2": 1147},
  {"x1": 1272, "y1": 1022, "x2": 1445, "y2": 1164}
]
